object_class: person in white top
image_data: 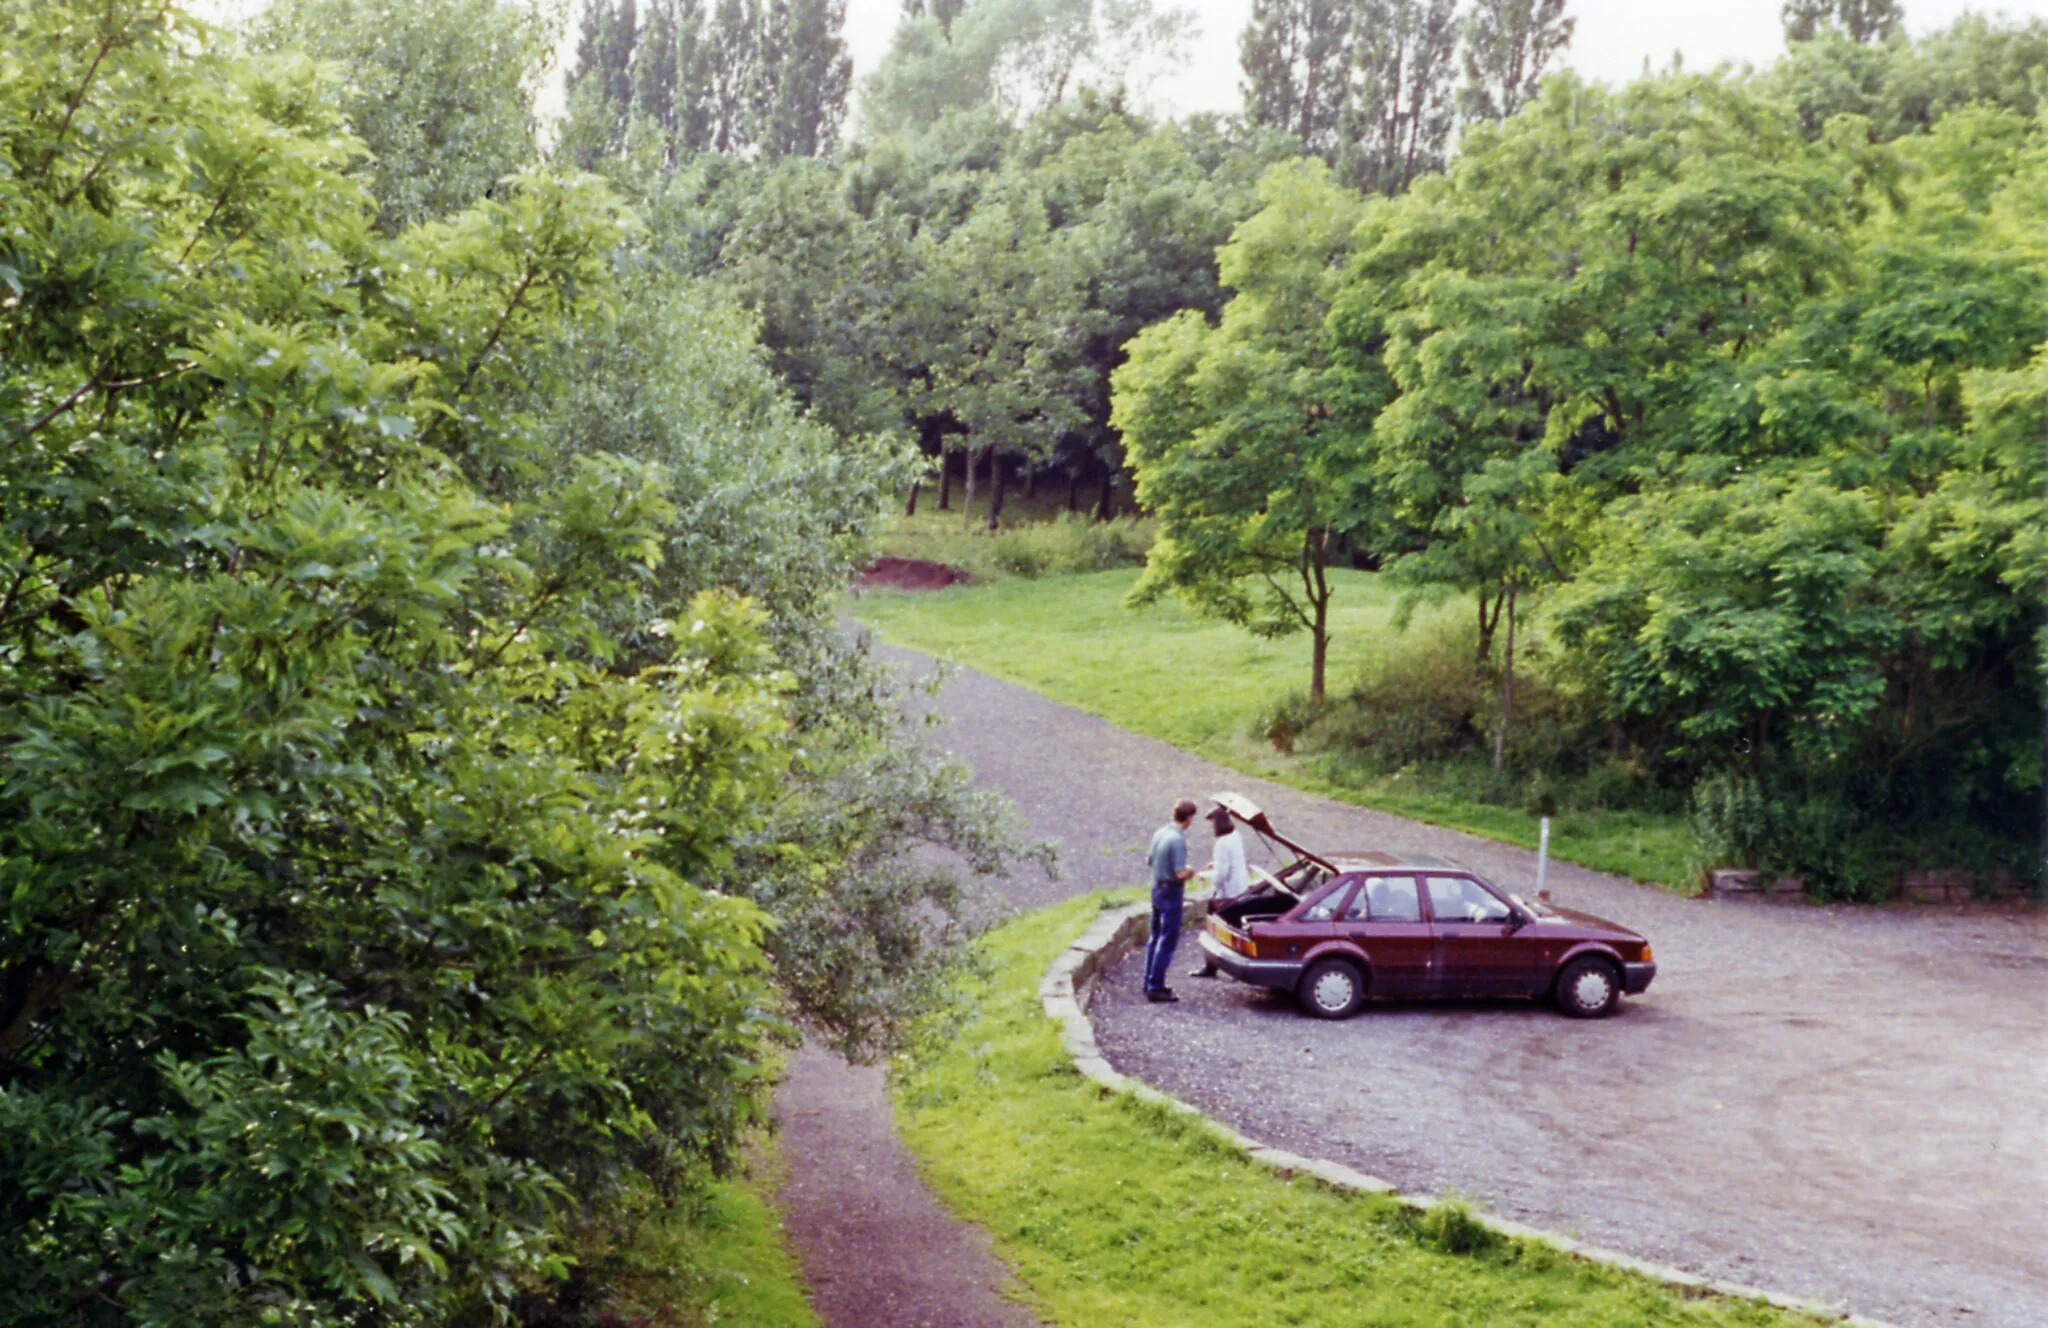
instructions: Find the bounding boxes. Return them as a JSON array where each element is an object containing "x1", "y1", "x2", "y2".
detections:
[{"x1": 1188, "y1": 805, "x2": 1249, "y2": 978}]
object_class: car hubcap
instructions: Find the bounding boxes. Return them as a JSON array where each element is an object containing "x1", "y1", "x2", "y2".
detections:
[
  {"x1": 1313, "y1": 971, "x2": 1353, "y2": 1010},
  {"x1": 1573, "y1": 970, "x2": 1611, "y2": 1009}
]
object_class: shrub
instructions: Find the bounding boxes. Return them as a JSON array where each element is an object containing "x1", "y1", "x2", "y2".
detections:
[
  {"x1": 1691, "y1": 769, "x2": 1910, "y2": 901},
  {"x1": 985, "y1": 528, "x2": 1054, "y2": 576},
  {"x1": 1252, "y1": 689, "x2": 1321, "y2": 753},
  {"x1": 984, "y1": 513, "x2": 1156, "y2": 577},
  {"x1": 883, "y1": 513, "x2": 1157, "y2": 581},
  {"x1": 1296, "y1": 617, "x2": 1602, "y2": 773}
]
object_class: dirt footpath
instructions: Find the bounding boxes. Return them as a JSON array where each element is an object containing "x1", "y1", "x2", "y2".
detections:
[
  {"x1": 874, "y1": 641, "x2": 2048, "y2": 1328},
  {"x1": 773, "y1": 1043, "x2": 1040, "y2": 1327}
]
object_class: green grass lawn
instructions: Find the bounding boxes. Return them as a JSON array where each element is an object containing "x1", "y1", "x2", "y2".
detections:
[
  {"x1": 892, "y1": 894, "x2": 1815, "y2": 1327},
  {"x1": 849, "y1": 569, "x2": 1696, "y2": 890},
  {"x1": 690, "y1": 1134, "x2": 817, "y2": 1326}
]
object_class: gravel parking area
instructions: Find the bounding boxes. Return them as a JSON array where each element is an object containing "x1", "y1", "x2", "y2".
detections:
[{"x1": 875, "y1": 640, "x2": 2048, "y2": 1328}]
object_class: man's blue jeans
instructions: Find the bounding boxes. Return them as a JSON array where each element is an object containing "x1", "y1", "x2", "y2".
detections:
[{"x1": 1144, "y1": 883, "x2": 1185, "y2": 994}]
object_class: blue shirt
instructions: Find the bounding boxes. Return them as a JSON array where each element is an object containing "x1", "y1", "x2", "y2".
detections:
[{"x1": 1147, "y1": 823, "x2": 1188, "y2": 886}]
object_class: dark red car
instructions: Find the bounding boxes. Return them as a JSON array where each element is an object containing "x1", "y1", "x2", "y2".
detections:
[{"x1": 1194, "y1": 793, "x2": 1655, "y2": 1019}]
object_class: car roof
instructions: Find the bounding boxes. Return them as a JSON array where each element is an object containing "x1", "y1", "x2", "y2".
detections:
[{"x1": 1325, "y1": 851, "x2": 1467, "y2": 872}]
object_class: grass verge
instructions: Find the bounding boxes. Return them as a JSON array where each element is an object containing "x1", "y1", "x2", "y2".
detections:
[
  {"x1": 693, "y1": 1133, "x2": 818, "y2": 1327},
  {"x1": 891, "y1": 893, "x2": 1819, "y2": 1328},
  {"x1": 848, "y1": 569, "x2": 1696, "y2": 891}
]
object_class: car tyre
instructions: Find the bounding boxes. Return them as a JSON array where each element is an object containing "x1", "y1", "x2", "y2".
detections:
[
  {"x1": 1554, "y1": 955, "x2": 1621, "y2": 1019},
  {"x1": 1298, "y1": 957, "x2": 1366, "y2": 1020}
]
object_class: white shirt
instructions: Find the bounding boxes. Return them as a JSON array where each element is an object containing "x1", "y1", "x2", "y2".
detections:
[{"x1": 1208, "y1": 830, "x2": 1249, "y2": 899}]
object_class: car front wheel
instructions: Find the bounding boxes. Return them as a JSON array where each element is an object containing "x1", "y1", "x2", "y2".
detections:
[
  {"x1": 1298, "y1": 957, "x2": 1366, "y2": 1020},
  {"x1": 1554, "y1": 955, "x2": 1621, "y2": 1019}
]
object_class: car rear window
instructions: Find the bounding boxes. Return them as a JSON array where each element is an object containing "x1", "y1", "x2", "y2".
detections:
[{"x1": 1339, "y1": 874, "x2": 1420, "y2": 922}]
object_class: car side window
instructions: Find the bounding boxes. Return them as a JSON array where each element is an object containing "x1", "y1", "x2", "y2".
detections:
[
  {"x1": 1340, "y1": 875, "x2": 1420, "y2": 922},
  {"x1": 1301, "y1": 880, "x2": 1353, "y2": 922},
  {"x1": 1426, "y1": 876, "x2": 1512, "y2": 924}
]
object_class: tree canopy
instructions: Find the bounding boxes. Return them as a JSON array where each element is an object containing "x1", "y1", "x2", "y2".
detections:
[
  {"x1": 1117, "y1": 48, "x2": 2046, "y2": 895},
  {"x1": 0, "y1": 3, "x2": 1037, "y2": 1323}
]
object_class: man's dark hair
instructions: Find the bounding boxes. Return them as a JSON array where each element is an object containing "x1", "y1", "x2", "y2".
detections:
[
  {"x1": 1173, "y1": 799, "x2": 1198, "y2": 823},
  {"x1": 1207, "y1": 806, "x2": 1233, "y2": 831}
]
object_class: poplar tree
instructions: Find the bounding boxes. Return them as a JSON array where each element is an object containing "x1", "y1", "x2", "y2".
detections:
[
  {"x1": 1783, "y1": 0, "x2": 1905, "y2": 44},
  {"x1": 570, "y1": 0, "x2": 848, "y2": 161},
  {"x1": 1341, "y1": 0, "x2": 1460, "y2": 195},
  {"x1": 1459, "y1": 0, "x2": 1574, "y2": 122},
  {"x1": 902, "y1": 0, "x2": 966, "y2": 34},
  {"x1": 1238, "y1": 0, "x2": 1355, "y2": 155}
]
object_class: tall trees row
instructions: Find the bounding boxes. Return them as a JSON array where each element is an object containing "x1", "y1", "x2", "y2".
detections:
[
  {"x1": 1238, "y1": 0, "x2": 1574, "y2": 194},
  {"x1": 565, "y1": 0, "x2": 853, "y2": 163}
]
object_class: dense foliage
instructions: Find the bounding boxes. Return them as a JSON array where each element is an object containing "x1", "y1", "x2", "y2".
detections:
[
  {"x1": 617, "y1": 96, "x2": 1291, "y2": 527},
  {"x1": 249, "y1": 0, "x2": 552, "y2": 230},
  {"x1": 1117, "y1": 36, "x2": 2048, "y2": 896},
  {"x1": 0, "y1": 3, "x2": 1032, "y2": 1324}
]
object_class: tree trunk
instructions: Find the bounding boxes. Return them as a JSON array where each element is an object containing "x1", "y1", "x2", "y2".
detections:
[
  {"x1": 962, "y1": 443, "x2": 979, "y2": 527},
  {"x1": 1022, "y1": 466, "x2": 1035, "y2": 502},
  {"x1": 1492, "y1": 582, "x2": 1517, "y2": 773},
  {"x1": 1095, "y1": 468, "x2": 1115, "y2": 521},
  {"x1": 1311, "y1": 605, "x2": 1329, "y2": 702},
  {"x1": 937, "y1": 447, "x2": 952, "y2": 510},
  {"x1": 1476, "y1": 585, "x2": 1504, "y2": 664},
  {"x1": 904, "y1": 480, "x2": 920, "y2": 517},
  {"x1": 1067, "y1": 468, "x2": 1081, "y2": 513},
  {"x1": 1308, "y1": 526, "x2": 1333, "y2": 702},
  {"x1": 986, "y1": 452, "x2": 1007, "y2": 531}
]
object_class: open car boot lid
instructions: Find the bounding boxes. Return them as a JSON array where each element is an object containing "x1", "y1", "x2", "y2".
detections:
[{"x1": 1211, "y1": 792, "x2": 1337, "y2": 875}]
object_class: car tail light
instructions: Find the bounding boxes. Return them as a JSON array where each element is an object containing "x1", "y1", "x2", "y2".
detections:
[{"x1": 1639, "y1": 944, "x2": 1653, "y2": 963}]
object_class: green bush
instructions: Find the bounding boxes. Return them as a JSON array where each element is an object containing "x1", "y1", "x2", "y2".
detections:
[
  {"x1": 1251, "y1": 688, "x2": 1321, "y2": 753},
  {"x1": 880, "y1": 512, "x2": 1156, "y2": 581},
  {"x1": 1688, "y1": 766, "x2": 2034, "y2": 902},
  {"x1": 0, "y1": 10, "x2": 979, "y2": 1325},
  {"x1": 1293, "y1": 618, "x2": 1603, "y2": 774}
]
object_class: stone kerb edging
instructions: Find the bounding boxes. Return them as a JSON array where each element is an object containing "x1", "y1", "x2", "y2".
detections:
[{"x1": 1039, "y1": 900, "x2": 1898, "y2": 1328}]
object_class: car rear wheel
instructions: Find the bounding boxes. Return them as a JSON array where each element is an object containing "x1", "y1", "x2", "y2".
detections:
[
  {"x1": 1554, "y1": 956, "x2": 1621, "y2": 1019},
  {"x1": 1298, "y1": 957, "x2": 1366, "y2": 1020}
]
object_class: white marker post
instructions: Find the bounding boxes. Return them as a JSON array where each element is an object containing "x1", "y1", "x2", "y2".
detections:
[{"x1": 1535, "y1": 816, "x2": 1551, "y2": 899}]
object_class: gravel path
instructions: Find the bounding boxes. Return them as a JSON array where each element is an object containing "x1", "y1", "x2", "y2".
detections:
[{"x1": 874, "y1": 639, "x2": 2048, "y2": 1328}]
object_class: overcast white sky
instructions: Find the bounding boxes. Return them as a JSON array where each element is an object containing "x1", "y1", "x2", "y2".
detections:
[
  {"x1": 193, "y1": 1, "x2": 2048, "y2": 120},
  {"x1": 867, "y1": 1, "x2": 2048, "y2": 115}
]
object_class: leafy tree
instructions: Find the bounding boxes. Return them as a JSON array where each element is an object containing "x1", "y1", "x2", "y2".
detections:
[
  {"x1": 566, "y1": 0, "x2": 849, "y2": 162},
  {"x1": 1339, "y1": 0, "x2": 1461, "y2": 195},
  {"x1": 922, "y1": 179, "x2": 1090, "y2": 526},
  {"x1": 1025, "y1": 108, "x2": 1278, "y2": 515},
  {"x1": 904, "y1": 0, "x2": 968, "y2": 31},
  {"x1": 1766, "y1": 16, "x2": 2048, "y2": 142},
  {"x1": 1239, "y1": 0, "x2": 1355, "y2": 156},
  {"x1": 862, "y1": 0, "x2": 1194, "y2": 137},
  {"x1": 1113, "y1": 161, "x2": 1371, "y2": 699},
  {"x1": 757, "y1": 0, "x2": 855, "y2": 157},
  {"x1": 1458, "y1": 0, "x2": 1574, "y2": 122},
  {"x1": 0, "y1": 6, "x2": 1036, "y2": 1323},
  {"x1": 1783, "y1": 0, "x2": 1904, "y2": 45},
  {"x1": 251, "y1": 0, "x2": 550, "y2": 229}
]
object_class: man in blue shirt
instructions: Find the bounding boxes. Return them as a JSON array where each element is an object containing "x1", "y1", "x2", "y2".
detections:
[{"x1": 1143, "y1": 799, "x2": 1198, "y2": 1002}]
